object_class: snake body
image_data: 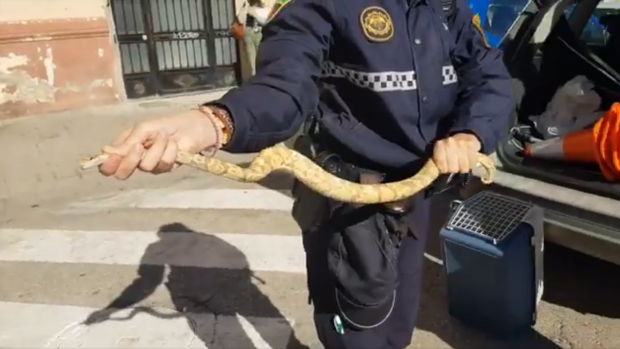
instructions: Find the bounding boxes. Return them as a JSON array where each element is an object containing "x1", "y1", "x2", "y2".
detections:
[{"x1": 80, "y1": 142, "x2": 496, "y2": 204}]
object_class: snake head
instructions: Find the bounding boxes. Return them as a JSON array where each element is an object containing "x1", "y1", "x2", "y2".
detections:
[
  {"x1": 477, "y1": 155, "x2": 496, "y2": 184},
  {"x1": 80, "y1": 152, "x2": 109, "y2": 170}
]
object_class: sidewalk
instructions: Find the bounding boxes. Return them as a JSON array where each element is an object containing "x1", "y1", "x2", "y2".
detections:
[{"x1": 0, "y1": 89, "x2": 246, "y2": 202}]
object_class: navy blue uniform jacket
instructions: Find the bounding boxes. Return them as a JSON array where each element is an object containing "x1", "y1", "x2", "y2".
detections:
[{"x1": 210, "y1": 0, "x2": 515, "y2": 170}]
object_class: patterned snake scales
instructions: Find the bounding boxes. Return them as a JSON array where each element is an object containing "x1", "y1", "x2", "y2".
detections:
[{"x1": 80, "y1": 142, "x2": 496, "y2": 204}]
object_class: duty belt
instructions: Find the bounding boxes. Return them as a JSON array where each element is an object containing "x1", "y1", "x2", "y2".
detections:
[
  {"x1": 311, "y1": 149, "x2": 415, "y2": 243},
  {"x1": 312, "y1": 148, "x2": 413, "y2": 214}
]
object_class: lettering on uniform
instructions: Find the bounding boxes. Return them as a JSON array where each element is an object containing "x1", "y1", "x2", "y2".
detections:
[
  {"x1": 472, "y1": 14, "x2": 491, "y2": 49},
  {"x1": 267, "y1": 0, "x2": 292, "y2": 22},
  {"x1": 360, "y1": 6, "x2": 394, "y2": 42}
]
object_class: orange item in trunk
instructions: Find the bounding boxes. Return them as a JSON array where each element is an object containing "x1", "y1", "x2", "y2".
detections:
[
  {"x1": 593, "y1": 103, "x2": 620, "y2": 180},
  {"x1": 524, "y1": 129, "x2": 597, "y2": 163},
  {"x1": 524, "y1": 102, "x2": 620, "y2": 181}
]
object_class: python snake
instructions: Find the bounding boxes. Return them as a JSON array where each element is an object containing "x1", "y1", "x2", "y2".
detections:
[{"x1": 80, "y1": 142, "x2": 496, "y2": 204}]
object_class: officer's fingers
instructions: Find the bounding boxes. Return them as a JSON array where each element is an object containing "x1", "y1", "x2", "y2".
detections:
[
  {"x1": 445, "y1": 138, "x2": 460, "y2": 173},
  {"x1": 104, "y1": 128, "x2": 138, "y2": 157},
  {"x1": 433, "y1": 141, "x2": 449, "y2": 173},
  {"x1": 457, "y1": 142, "x2": 471, "y2": 173},
  {"x1": 139, "y1": 133, "x2": 167, "y2": 172},
  {"x1": 467, "y1": 148, "x2": 479, "y2": 172},
  {"x1": 99, "y1": 154, "x2": 123, "y2": 177},
  {"x1": 153, "y1": 138, "x2": 178, "y2": 174},
  {"x1": 111, "y1": 128, "x2": 133, "y2": 147},
  {"x1": 100, "y1": 127, "x2": 157, "y2": 177},
  {"x1": 114, "y1": 143, "x2": 145, "y2": 180},
  {"x1": 105, "y1": 123, "x2": 158, "y2": 156}
]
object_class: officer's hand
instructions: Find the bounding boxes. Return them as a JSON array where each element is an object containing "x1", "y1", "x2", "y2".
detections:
[
  {"x1": 99, "y1": 109, "x2": 218, "y2": 180},
  {"x1": 432, "y1": 133, "x2": 482, "y2": 174}
]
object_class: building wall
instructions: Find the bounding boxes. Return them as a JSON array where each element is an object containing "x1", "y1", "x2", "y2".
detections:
[{"x1": 0, "y1": 0, "x2": 124, "y2": 119}]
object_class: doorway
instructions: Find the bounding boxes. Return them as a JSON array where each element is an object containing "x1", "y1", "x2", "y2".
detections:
[{"x1": 110, "y1": 0, "x2": 240, "y2": 99}]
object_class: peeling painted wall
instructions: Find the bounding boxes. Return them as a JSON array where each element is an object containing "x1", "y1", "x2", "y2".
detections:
[
  {"x1": 0, "y1": 0, "x2": 124, "y2": 119},
  {"x1": 0, "y1": 52, "x2": 53, "y2": 105}
]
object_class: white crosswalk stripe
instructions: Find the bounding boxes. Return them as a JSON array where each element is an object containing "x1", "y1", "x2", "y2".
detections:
[
  {"x1": 0, "y1": 229, "x2": 306, "y2": 273},
  {"x1": 0, "y1": 186, "x2": 310, "y2": 349}
]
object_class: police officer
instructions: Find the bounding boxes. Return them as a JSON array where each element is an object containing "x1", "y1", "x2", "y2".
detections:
[{"x1": 98, "y1": 0, "x2": 514, "y2": 346}]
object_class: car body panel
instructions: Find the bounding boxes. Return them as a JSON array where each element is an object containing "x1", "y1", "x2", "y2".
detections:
[{"x1": 487, "y1": 157, "x2": 620, "y2": 264}]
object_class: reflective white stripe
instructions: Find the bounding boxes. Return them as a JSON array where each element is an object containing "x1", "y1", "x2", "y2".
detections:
[
  {"x1": 321, "y1": 62, "x2": 458, "y2": 92},
  {"x1": 321, "y1": 62, "x2": 417, "y2": 92},
  {"x1": 442, "y1": 65, "x2": 458, "y2": 85}
]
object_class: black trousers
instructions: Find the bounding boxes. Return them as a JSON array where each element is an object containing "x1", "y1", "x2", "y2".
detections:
[{"x1": 292, "y1": 180, "x2": 432, "y2": 349}]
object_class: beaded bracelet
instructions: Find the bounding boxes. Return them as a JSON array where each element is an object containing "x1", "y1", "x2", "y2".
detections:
[
  {"x1": 195, "y1": 107, "x2": 223, "y2": 158},
  {"x1": 207, "y1": 105, "x2": 235, "y2": 145}
]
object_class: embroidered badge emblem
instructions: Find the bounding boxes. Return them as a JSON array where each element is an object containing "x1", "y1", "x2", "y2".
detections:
[{"x1": 360, "y1": 6, "x2": 394, "y2": 42}]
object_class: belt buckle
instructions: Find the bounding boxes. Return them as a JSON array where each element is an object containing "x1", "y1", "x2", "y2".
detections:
[{"x1": 383, "y1": 200, "x2": 408, "y2": 213}]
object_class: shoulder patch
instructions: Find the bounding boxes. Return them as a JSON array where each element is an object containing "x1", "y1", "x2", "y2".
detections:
[
  {"x1": 267, "y1": 0, "x2": 292, "y2": 22},
  {"x1": 360, "y1": 6, "x2": 394, "y2": 42},
  {"x1": 472, "y1": 14, "x2": 491, "y2": 49}
]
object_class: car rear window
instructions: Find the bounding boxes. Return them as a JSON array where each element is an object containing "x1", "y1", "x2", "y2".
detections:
[
  {"x1": 567, "y1": 2, "x2": 620, "y2": 46},
  {"x1": 478, "y1": 0, "x2": 531, "y2": 47}
]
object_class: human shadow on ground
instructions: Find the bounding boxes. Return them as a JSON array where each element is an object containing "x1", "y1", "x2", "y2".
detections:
[{"x1": 83, "y1": 222, "x2": 308, "y2": 349}]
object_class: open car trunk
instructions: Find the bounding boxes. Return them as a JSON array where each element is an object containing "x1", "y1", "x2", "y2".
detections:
[{"x1": 496, "y1": 6, "x2": 620, "y2": 201}]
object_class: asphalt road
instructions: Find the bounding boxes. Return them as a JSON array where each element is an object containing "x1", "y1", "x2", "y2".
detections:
[{"x1": 1, "y1": 164, "x2": 619, "y2": 349}]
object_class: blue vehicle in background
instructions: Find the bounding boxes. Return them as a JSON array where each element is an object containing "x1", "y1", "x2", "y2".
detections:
[
  {"x1": 468, "y1": 0, "x2": 530, "y2": 48},
  {"x1": 578, "y1": 1, "x2": 620, "y2": 45}
]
